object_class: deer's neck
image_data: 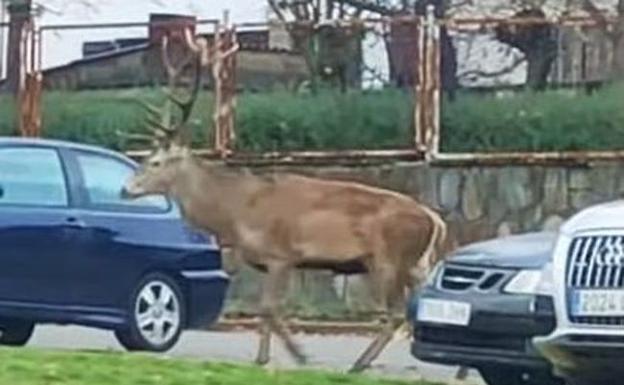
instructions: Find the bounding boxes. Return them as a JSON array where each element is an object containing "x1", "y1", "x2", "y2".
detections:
[{"x1": 170, "y1": 158, "x2": 265, "y2": 244}]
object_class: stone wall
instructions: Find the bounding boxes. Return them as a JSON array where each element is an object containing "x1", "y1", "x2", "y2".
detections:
[{"x1": 223, "y1": 161, "x2": 624, "y2": 319}]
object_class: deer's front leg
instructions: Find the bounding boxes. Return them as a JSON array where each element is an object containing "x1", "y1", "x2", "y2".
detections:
[{"x1": 255, "y1": 262, "x2": 304, "y2": 366}]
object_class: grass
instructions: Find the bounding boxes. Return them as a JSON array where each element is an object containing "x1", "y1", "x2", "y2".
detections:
[
  {"x1": 3, "y1": 84, "x2": 624, "y2": 152},
  {"x1": 0, "y1": 347, "x2": 442, "y2": 385}
]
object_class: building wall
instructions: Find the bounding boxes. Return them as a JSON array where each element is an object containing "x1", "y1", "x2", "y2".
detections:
[
  {"x1": 224, "y1": 161, "x2": 624, "y2": 318},
  {"x1": 42, "y1": 47, "x2": 308, "y2": 91}
]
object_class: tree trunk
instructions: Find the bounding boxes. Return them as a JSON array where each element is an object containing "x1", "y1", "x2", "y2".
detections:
[
  {"x1": 495, "y1": 8, "x2": 557, "y2": 91},
  {"x1": 6, "y1": 0, "x2": 31, "y2": 94},
  {"x1": 525, "y1": 47, "x2": 556, "y2": 91},
  {"x1": 440, "y1": 27, "x2": 458, "y2": 99}
]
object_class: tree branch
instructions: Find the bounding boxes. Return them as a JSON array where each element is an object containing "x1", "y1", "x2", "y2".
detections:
[
  {"x1": 268, "y1": 0, "x2": 288, "y2": 22},
  {"x1": 335, "y1": 0, "x2": 398, "y2": 16},
  {"x1": 326, "y1": 0, "x2": 335, "y2": 19},
  {"x1": 458, "y1": 55, "x2": 527, "y2": 81}
]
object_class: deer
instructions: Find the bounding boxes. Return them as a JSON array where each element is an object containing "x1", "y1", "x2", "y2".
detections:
[{"x1": 120, "y1": 27, "x2": 450, "y2": 373}]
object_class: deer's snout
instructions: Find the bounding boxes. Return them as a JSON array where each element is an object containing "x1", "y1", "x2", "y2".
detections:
[{"x1": 120, "y1": 179, "x2": 142, "y2": 199}]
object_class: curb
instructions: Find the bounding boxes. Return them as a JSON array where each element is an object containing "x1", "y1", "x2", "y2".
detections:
[{"x1": 209, "y1": 318, "x2": 386, "y2": 335}]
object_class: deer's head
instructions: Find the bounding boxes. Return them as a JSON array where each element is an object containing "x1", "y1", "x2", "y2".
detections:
[{"x1": 122, "y1": 29, "x2": 211, "y2": 199}]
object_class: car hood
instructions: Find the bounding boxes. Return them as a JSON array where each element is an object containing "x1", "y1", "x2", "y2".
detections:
[
  {"x1": 448, "y1": 231, "x2": 557, "y2": 269},
  {"x1": 561, "y1": 200, "x2": 624, "y2": 235}
]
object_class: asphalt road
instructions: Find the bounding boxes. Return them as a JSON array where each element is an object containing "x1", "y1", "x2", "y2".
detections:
[{"x1": 29, "y1": 325, "x2": 484, "y2": 384}]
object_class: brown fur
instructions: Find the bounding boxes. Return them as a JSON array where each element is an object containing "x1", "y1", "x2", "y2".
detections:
[
  {"x1": 122, "y1": 30, "x2": 449, "y2": 372},
  {"x1": 124, "y1": 156, "x2": 449, "y2": 371}
]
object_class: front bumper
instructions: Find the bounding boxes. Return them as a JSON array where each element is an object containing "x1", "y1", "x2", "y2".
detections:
[
  {"x1": 410, "y1": 287, "x2": 555, "y2": 370},
  {"x1": 181, "y1": 270, "x2": 230, "y2": 329},
  {"x1": 535, "y1": 330, "x2": 624, "y2": 378}
]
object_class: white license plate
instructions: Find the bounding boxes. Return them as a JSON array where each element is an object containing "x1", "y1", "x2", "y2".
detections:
[
  {"x1": 572, "y1": 290, "x2": 624, "y2": 316},
  {"x1": 417, "y1": 298, "x2": 471, "y2": 326}
]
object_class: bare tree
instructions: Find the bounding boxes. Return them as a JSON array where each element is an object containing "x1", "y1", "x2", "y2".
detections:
[
  {"x1": 495, "y1": 7, "x2": 558, "y2": 90},
  {"x1": 3, "y1": 0, "x2": 32, "y2": 94},
  {"x1": 338, "y1": 0, "x2": 458, "y2": 94},
  {"x1": 268, "y1": 0, "x2": 367, "y2": 91},
  {"x1": 268, "y1": 0, "x2": 458, "y2": 94}
]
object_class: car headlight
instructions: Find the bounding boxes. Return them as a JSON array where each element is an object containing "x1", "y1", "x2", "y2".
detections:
[{"x1": 504, "y1": 262, "x2": 554, "y2": 296}]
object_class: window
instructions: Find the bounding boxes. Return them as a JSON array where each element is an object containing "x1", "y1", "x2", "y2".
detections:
[
  {"x1": 75, "y1": 152, "x2": 169, "y2": 212},
  {"x1": 0, "y1": 147, "x2": 68, "y2": 207}
]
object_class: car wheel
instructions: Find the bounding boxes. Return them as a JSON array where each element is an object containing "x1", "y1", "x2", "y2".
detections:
[
  {"x1": 479, "y1": 366, "x2": 563, "y2": 385},
  {"x1": 115, "y1": 273, "x2": 185, "y2": 352},
  {"x1": 0, "y1": 319, "x2": 35, "y2": 346}
]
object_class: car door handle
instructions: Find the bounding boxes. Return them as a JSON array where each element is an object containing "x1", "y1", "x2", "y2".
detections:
[{"x1": 65, "y1": 217, "x2": 86, "y2": 229}]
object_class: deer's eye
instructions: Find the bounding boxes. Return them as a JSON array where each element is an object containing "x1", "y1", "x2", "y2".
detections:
[{"x1": 149, "y1": 160, "x2": 162, "y2": 168}]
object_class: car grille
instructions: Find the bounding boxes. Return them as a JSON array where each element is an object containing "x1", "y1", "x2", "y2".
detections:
[
  {"x1": 439, "y1": 264, "x2": 508, "y2": 292},
  {"x1": 566, "y1": 235, "x2": 624, "y2": 325},
  {"x1": 417, "y1": 326, "x2": 527, "y2": 352}
]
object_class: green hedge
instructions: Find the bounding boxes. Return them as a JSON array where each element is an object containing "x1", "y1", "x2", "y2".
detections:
[
  {"x1": 2, "y1": 85, "x2": 624, "y2": 152},
  {"x1": 441, "y1": 85, "x2": 624, "y2": 152}
]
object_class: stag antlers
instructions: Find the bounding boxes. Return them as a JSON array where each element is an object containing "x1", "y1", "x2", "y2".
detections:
[{"x1": 119, "y1": 28, "x2": 212, "y2": 147}]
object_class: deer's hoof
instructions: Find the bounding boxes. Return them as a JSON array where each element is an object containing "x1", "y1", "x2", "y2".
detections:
[
  {"x1": 295, "y1": 353, "x2": 308, "y2": 366},
  {"x1": 255, "y1": 355, "x2": 270, "y2": 367},
  {"x1": 348, "y1": 363, "x2": 369, "y2": 374}
]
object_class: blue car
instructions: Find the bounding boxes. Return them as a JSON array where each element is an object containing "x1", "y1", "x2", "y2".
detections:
[{"x1": 0, "y1": 137, "x2": 229, "y2": 352}]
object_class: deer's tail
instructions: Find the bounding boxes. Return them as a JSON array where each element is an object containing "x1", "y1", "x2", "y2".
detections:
[{"x1": 411, "y1": 206, "x2": 448, "y2": 286}]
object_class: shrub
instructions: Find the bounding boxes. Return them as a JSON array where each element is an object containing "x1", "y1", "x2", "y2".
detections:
[{"x1": 2, "y1": 85, "x2": 624, "y2": 153}]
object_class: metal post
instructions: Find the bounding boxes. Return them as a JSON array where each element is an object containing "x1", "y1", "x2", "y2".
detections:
[
  {"x1": 224, "y1": 26, "x2": 238, "y2": 155},
  {"x1": 415, "y1": 6, "x2": 441, "y2": 157},
  {"x1": 18, "y1": 18, "x2": 40, "y2": 137},
  {"x1": 6, "y1": 0, "x2": 31, "y2": 95},
  {"x1": 213, "y1": 10, "x2": 239, "y2": 157},
  {"x1": 414, "y1": 16, "x2": 426, "y2": 152},
  {"x1": 424, "y1": 4, "x2": 441, "y2": 159},
  {"x1": 415, "y1": 6, "x2": 442, "y2": 158},
  {"x1": 0, "y1": 0, "x2": 6, "y2": 79},
  {"x1": 212, "y1": 19, "x2": 223, "y2": 152}
]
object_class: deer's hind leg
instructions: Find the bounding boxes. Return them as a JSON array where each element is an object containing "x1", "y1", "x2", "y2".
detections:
[{"x1": 349, "y1": 261, "x2": 404, "y2": 373}]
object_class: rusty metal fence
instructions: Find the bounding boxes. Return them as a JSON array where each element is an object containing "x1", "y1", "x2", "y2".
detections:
[
  {"x1": 0, "y1": 22, "x2": 12, "y2": 135},
  {"x1": 2, "y1": 10, "x2": 624, "y2": 164},
  {"x1": 434, "y1": 13, "x2": 624, "y2": 165},
  {"x1": 37, "y1": 18, "x2": 228, "y2": 151},
  {"x1": 223, "y1": 17, "x2": 424, "y2": 162}
]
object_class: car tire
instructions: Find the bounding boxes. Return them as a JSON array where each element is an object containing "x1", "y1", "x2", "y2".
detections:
[
  {"x1": 115, "y1": 273, "x2": 185, "y2": 352},
  {"x1": 0, "y1": 319, "x2": 35, "y2": 346},
  {"x1": 479, "y1": 366, "x2": 563, "y2": 385}
]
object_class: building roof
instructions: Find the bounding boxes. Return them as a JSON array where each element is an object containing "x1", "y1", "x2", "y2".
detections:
[
  {"x1": 39, "y1": 28, "x2": 295, "y2": 77},
  {"x1": 43, "y1": 43, "x2": 151, "y2": 76}
]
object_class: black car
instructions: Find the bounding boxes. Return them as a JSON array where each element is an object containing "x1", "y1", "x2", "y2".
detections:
[{"x1": 408, "y1": 232, "x2": 562, "y2": 385}]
